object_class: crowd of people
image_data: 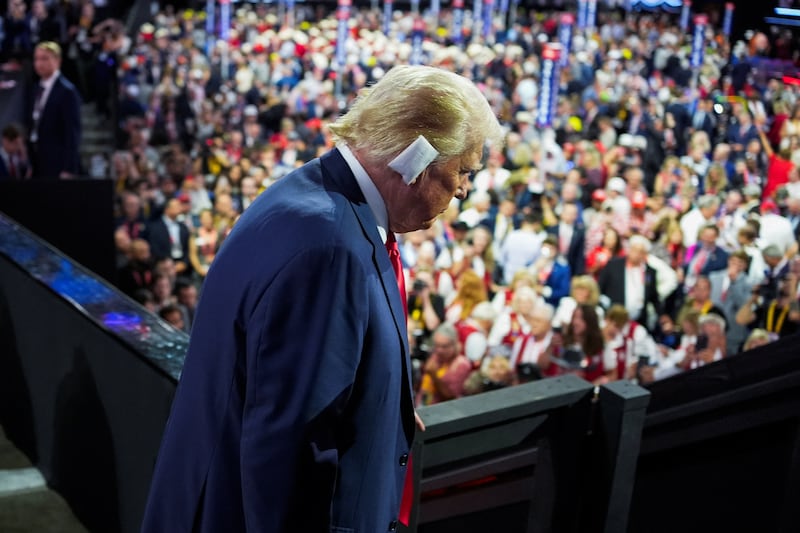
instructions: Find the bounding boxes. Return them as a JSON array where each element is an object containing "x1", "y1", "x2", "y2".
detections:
[{"x1": 4, "y1": 0, "x2": 800, "y2": 405}]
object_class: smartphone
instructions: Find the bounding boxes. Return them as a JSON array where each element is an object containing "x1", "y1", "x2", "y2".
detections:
[{"x1": 695, "y1": 334, "x2": 709, "y2": 352}]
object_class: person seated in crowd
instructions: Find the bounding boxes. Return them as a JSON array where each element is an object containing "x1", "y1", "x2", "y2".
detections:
[
  {"x1": 643, "y1": 309, "x2": 701, "y2": 382},
  {"x1": 709, "y1": 251, "x2": 753, "y2": 354},
  {"x1": 736, "y1": 225, "x2": 767, "y2": 285},
  {"x1": 552, "y1": 275, "x2": 604, "y2": 330},
  {"x1": 491, "y1": 268, "x2": 537, "y2": 314},
  {"x1": 529, "y1": 235, "x2": 571, "y2": 307},
  {"x1": 547, "y1": 201, "x2": 585, "y2": 276},
  {"x1": 456, "y1": 301, "x2": 498, "y2": 369},
  {"x1": 488, "y1": 285, "x2": 540, "y2": 358},
  {"x1": 736, "y1": 273, "x2": 800, "y2": 341},
  {"x1": 174, "y1": 278, "x2": 198, "y2": 331},
  {"x1": 145, "y1": 197, "x2": 192, "y2": 276},
  {"x1": 445, "y1": 269, "x2": 488, "y2": 325},
  {"x1": 159, "y1": 303, "x2": 186, "y2": 332},
  {"x1": 117, "y1": 238, "x2": 154, "y2": 297},
  {"x1": 417, "y1": 323, "x2": 473, "y2": 406},
  {"x1": 406, "y1": 270, "x2": 446, "y2": 362},
  {"x1": 602, "y1": 304, "x2": 659, "y2": 382},
  {"x1": 188, "y1": 208, "x2": 222, "y2": 280},
  {"x1": 680, "y1": 194, "x2": 720, "y2": 248},
  {"x1": 509, "y1": 302, "x2": 559, "y2": 382},
  {"x1": 463, "y1": 355, "x2": 515, "y2": 395},
  {"x1": 560, "y1": 304, "x2": 606, "y2": 383},
  {"x1": 682, "y1": 224, "x2": 729, "y2": 290},
  {"x1": 598, "y1": 235, "x2": 661, "y2": 332},
  {"x1": 675, "y1": 313, "x2": 728, "y2": 372},
  {"x1": 499, "y1": 211, "x2": 547, "y2": 285},
  {"x1": 0, "y1": 123, "x2": 30, "y2": 180},
  {"x1": 675, "y1": 276, "x2": 727, "y2": 332},
  {"x1": 742, "y1": 328, "x2": 772, "y2": 351},
  {"x1": 586, "y1": 226, "x2": 624, "y2": 277}
]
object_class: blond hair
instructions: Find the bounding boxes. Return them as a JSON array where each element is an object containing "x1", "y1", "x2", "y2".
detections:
[
  {"x1": 36, "y1": 41, "x2": 62, "y2": 60},
  {"x1": 328, "y1": 65, "x2": 503, "y2": 167}
]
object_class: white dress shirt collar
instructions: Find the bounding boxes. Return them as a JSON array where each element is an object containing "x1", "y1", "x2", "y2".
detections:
[{"x1": 337, "y1": 143, "x2": 390, "y2": 244}]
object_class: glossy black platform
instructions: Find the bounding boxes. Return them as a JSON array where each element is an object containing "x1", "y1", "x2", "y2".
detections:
[{"x1": 0, "y1": 211, "x2": 186, "y2": 533}]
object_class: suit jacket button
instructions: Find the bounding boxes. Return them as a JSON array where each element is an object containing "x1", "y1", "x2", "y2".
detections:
[
  {"x1": 389, "y1": 519, "x2": 398, "y2": 531},
  {"x1": 399, "y1": 453, "x2": 408, "y2": 466}
]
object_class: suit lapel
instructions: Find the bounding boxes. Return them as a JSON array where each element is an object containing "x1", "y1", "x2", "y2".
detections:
[{"x1": 320, "y1": 149, "x2": 415, "y2": 442}]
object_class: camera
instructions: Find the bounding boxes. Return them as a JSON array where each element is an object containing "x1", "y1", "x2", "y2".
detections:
[
  {"x1": 480, "y1": 379, "x2": 508, "y2": 392},
  {"x1": 516, "y1": 362, "x2": 542, "y2": 383},
  {"x1": 412, "y1": 279, "x2": 428, "y2": 292}
]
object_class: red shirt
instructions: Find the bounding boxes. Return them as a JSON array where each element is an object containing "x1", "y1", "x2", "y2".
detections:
[{"x1": 764, "y1": 153, "x2": 793, "y2": 199}]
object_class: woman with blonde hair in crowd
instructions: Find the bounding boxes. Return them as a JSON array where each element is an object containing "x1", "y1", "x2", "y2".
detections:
[
  {"x1": 552, "y1": 275, "x2": 604, "y2": 330},
  {"x1": 703, "y1": 163, "x2": 728, "y2": 196},
  {"x1": 445, "y1": 269, "x2": 488, "y2": 325},
  {"x1": 491, "y1": 269, "x2": 537, "y2": 314},
  {"x1": 188, "y1": 208, "x2": 222, "y2": 280}
]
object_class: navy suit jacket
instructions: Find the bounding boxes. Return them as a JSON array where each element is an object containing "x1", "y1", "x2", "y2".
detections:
[
  {"x1": 597, "y1": 257, "x2": 661, "y2": 327},
  {"x1": 28, "y1": 74, "x2": 82, "y2": 179},
  {"x1": 547, "y1": 224, "x2": 585, "y2": 276},
  {"x1": 141, "y1": 149, "x2": 416, "y2": 532},
  {"x1": 144, "y1": 217, "x2": 190, "y2": 265}
]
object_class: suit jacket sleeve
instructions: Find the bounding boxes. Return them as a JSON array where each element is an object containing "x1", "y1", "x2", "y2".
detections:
[
  {"x1": 62, "y1": 82, "x2": 82, "y2": 174},
  {"x1": 240, "y1": 245, "x2": 369, "y2": 531}
]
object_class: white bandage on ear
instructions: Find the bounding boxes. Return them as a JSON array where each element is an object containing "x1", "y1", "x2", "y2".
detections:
[{"x1": 388, "y1": 135, "x2": 439, "y2": 185}]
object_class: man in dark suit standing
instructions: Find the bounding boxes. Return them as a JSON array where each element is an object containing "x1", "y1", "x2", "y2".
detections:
[
  {"x1": 548, "y1": 201, "x2": 585, "y2": 276},
  {"x1": 144, "y1": 197, "x2": 191, "y2": 278},
  {"x1": 27, "y1": 41, "x2": 82, "y2": 179},
  {"x1": 140, "y1": 65, "x2": 504, "y2": 533},
  {"x1": 597, "y1": 235, "x2": 661, "y2": 331}
]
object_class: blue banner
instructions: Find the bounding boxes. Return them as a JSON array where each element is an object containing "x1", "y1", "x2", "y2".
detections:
[
  {"x1": 383, "y1": 0, "x2": 392, "y2": 35},
  {"x1": 690, "y1": 14, "x2": 706, "y2": 69},
  {"x1": 722, "y1": 2, "x2": 734, "y2": 37},
  {"x1": 205, "y1": 0, "x2": 215, "y2": 55},
  {"x1": 452, "y1": 0, "x2": 464, "y2": 44},
  {"x1": 336, "y1": 0, "x2": 351, "y2": 68},
  {"x1": 482, "y1": 0, "x2": 493, "y2": 39},
  {"x1": 431, "y1": 0, "x2": 440, "y2": 18},
  {"x1": 536, "y1": 44, "x2": 561, "y2": 130},
  {"x1": 557, "y1": 13, "x2": 574, "y2": 67},
  {"x1": 219, "y1": 0, "x2": 230, "y2": 41},
  {"x1": 586, "y1": 0, "x2": 597, "y2": 31},
  {"x1": 577, "y1": 0, "x2": 587, "y2": 30},
  {"x1": 680, "y1": 0, "x2": 691, "y2": 33}
]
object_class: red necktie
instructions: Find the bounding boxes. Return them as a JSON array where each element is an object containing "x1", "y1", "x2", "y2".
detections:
[
  {"x1": 386, "y1": 233, "x2": 407, "y2": 316},
  {"x1": 8, "y1": 155, "x2": 16, "y2": 179},
  {"x1": 388, "y1": 232, "x2": 413, "y2": 526}
]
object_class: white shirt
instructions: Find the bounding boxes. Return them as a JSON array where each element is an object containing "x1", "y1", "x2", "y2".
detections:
[
  {"x1": 758, "y1": 213, "x2": 795, "y2": 255},
  {"x1": 602, "y1": 321, "x2": 658, "y2": 373},
  {"x1": 37, "y1": 70, "x2": 59, "y2": 112},
  {"x1": 512, "y1": 330, "x2": 553, "y2": 366},
  {"x1": 162, "y1": 215, "x2": 183, "y2": 259},
  {"x1": 338, "y1": 143, "x2": 388, "y2": 244},
  {"x1": 500, "y1": 229, "x2": 546, "y2": 284},
  {"x1": 679, "y1": 208, "x2": 712, "y2": 248},
  {"x1": 624, "y1": 262, "x2": 646, "y2": 320}
]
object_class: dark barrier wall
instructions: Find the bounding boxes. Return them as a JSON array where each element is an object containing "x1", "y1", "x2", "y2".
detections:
[
  {"x1": 629, "y1": 337, "x2": 800, "y2": 533},
  {"x1": 407, "y1": 378, "x2": 650, "y2": 533},
  {"x1": 0, "y1": 215, "x2": 185, "y2": 533},
  {"x1": 0, "y1": 181, "x2": 116, "y2": 284}
]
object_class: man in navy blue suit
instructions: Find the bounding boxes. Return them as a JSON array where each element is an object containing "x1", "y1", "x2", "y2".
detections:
[
  {"x1": 27, "y1": 41, "x2": 82, "y2": 179},
  {"x1": 141, "y1": 65, "x2": 503, "y2": 533}
]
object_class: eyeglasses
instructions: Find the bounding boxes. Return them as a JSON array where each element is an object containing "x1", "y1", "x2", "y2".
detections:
[{"x1": 432, "y1": 341, "x2": 456, "y2": 350}]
